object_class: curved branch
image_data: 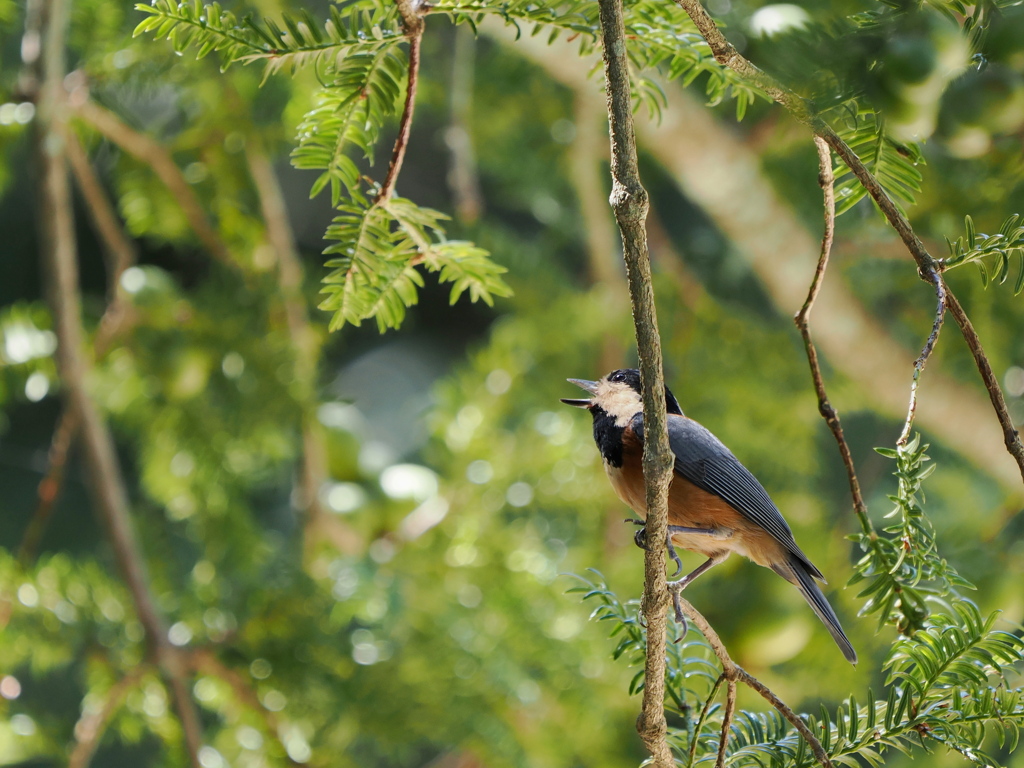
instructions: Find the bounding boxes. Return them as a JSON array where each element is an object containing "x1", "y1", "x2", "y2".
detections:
[
  {"x1": 898, "y1": 271, "x2": 946, "y2": 446},
  {"x1": 677, "y1": 597, "x2": 835, "y2": 768},
  {"x1": 794, "y1": 137, "x2": 870, "y2": 531},
  {"x1": 376, "y1": 0, "x2": 426, "y2": 204}
]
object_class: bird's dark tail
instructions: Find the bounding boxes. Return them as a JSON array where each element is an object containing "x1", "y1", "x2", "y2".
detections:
[{"x1": 773, "y1": 555, "x2": 857, "y2": 665}]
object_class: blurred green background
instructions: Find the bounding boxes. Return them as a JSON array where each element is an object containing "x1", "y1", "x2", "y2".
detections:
[{"x1": 2, "y1": 0, "x2": 1024, "y2": 765}]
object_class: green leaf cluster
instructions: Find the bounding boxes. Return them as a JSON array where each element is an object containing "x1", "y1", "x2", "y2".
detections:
[
  {"x1": 850, "y1": 437, "x2": 975, "y2": 635},
  {"x1": 945, "y1": 214, "x2": 1024, "y2": 294}
]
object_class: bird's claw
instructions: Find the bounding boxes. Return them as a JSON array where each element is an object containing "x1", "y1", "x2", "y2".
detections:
[
  {"x1": 668, "y1": 581, "x2": 689, "y2": 642},
  {"x1": 630, "y1": 523, "x2": 684, "y2": 578}
]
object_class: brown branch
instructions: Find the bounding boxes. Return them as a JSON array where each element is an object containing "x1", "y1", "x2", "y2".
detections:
[
  {"x1": 898, "y1": 270, "x2": 946, "y2": 446},
  {"x1": 375, "y1": 0, "x2": 426, "y2": 204},
  {"x1": 19, "y1": 120, "x2": 141, "y2": 567},
  {"x1": 29, "y1": 8, "x2": 202, "y2": 762},
  {"x1": 794, "y1": 137, "x2": 870, "y2": 532},
  {"x1": 687, "y1": 673, "x2": 724, "y2": 768},
  {"x1": 716, "y1": 680, "x2": 737, "y2": 768},
  {"x1": 74, "y1": 98, "x2": 234, "y2": 269},
  {"x1": 64, "y1": 126, "x2": 136, "y2": 295},
  {"x1": 677, "y1": 598, "x2": 835, "y2": 768},
  {"x1": 670, "y1": 0, "x2": 1024, "y2": 484},
  {"x1": 945, "y1": 289, "x2": 1024, "y2": 481},
  {"x1": 18, "y1": 401, "x2": 79, "y2": 565},
  {"x1": 597, "y1": 0, "x2": 676, "y2": 765},
  {"x1": 68, "y1": 665, "x2": 149, "y2": 768}
]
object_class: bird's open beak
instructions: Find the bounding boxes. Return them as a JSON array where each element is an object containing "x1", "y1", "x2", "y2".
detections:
[{"x1": 560, "y1": 378, "x2": 597, "y2": 408}]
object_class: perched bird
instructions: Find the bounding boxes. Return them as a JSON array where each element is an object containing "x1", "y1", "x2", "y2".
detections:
[{"x1": 562, "y1": 368, "x2": 857, "y2": 664}]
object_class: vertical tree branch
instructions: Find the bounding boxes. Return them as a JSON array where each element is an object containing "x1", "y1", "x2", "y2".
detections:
[
  {"x1": 597, "y1": 0, "x2": 675, "y2": 764},
  {"x1": 28, "y1": 2, "x2": 203, "y2": 761},
  {"x1": 794, "y1": 137, "x2": 870, "y2": 530},
  {"x1": 715, "y1": 680, "x2": 737, "y2": 768},
  {"x1": 376, "y1": 0, "x2": 426, "y2": 204},
  {"x1": 898, "y1": 271, "x2": 946, "y2": 446}
]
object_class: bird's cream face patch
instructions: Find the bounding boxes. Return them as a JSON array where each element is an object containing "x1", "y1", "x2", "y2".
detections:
[{"x1": 593, "y1": 379, "x2": 643, "y2": 427}]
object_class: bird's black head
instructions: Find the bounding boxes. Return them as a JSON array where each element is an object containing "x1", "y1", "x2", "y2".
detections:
[{"x1": 560, "y1": 368, "x2": 683, "y2": 421}]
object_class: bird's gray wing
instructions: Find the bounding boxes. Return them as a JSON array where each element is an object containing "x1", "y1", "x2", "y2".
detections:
[{"x1": 634, "y1": 412, "x2": 821, "y2": 577}]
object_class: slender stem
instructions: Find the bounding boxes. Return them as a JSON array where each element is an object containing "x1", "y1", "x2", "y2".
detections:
[
  {"x1": 794, "y1": 137, "x2": 870, "y2": 532},
  {"x1": 597, "y1": 0, "x2": 675, "y2": 764},
  {"x1": 688, "y1": 674, "x2": 725, "y2": 768},
  {"x1": 74, "y1": 98, "x2": 235, "y2": 269},
  {"x1": 715, "y1": 680, "x2": 737, "y2": 768},
  {"x1": 29, "y1": 7, "x2": 203, "y2": 761},
  {"x1": 18, "y1": 401, "x2": 79, "y2": 564},
  {"x1": 376, "y1": 0, "x2": 425, "y2": 204},
  {"x1": 677, "y1": 597, "x2": 835, "y2": 768},
  {"x1": 671, "y1": 0, "x2": 1024, "y2": 486},
  {"x1": 898, "y1": 270, "x2": 946, "y2": 446},
  {"x1": 68, "y1": 666, "x2": 149, "y2": 768}
]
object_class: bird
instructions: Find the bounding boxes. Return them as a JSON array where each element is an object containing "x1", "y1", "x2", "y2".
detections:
[{"x1": 562, "y1": 368, "x2": 857, "y2": 664}]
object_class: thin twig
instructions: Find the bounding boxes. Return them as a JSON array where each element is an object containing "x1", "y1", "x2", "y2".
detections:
[
  {"x1": 677, "y1": 597, "x2": 835, "y2": 768},
  {"x1": 64, "y1": 126, "x2": 136, "y2": 294},
  {"x1": 64, "y1": 125, "x2": 137, "y2": 355},
  {"x1": 716, "y1": 680, "x2": 737, "y2": 768},
  {"x1": 945, "y1": 289, "x2": 1024, "y2": 482},
  {"x1": 898, "y1": 270, "x2": 946, "y2": 446},
  {"x1": 793, "y1": 137, "x2": 870, "y2": 532},
  {"x1": 688, "y1": 673, "x2": 725, "y2": 768},
  {"x1": 376, "y1": 0, "x2": 425, "y2": 204},
  {"x1": 671, "y1": 0, "x2": 1024, "y2": 486},
  {"x1": 18, "y1": 401, "x2": 79, "y2": 565},
  {"x1": 29, "y1": 11, "x2": 203, "y2": 762},
  {"x1": 74, "y1": 98, "x2": 235, "y2": 268},
  {"x1": 68, "y1": 666, "x2": 149, "y2": 768},
  {"x1": 19, "y1": 124, "x2": 141, "y2": 567},
  {"x1": 597, "y1": 0, "x2": 675, "y2": 765}
]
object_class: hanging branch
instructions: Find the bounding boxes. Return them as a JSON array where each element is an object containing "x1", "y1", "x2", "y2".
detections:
[
  {"x1": 670, "y1": 0, "x2": 1024, "y2": 486},
  {"x1": 375, "y1": 0, "x2": 426, "y2": 204},
  {"x1": 596, "y1": 0, "x2": 676, "y2": 764},
  {"x1": 19, "y1": 122, "x2": 141, "y2": 567},
  {"x1": 794, "y1": 137, "x2": 870, "y2": 530},
  {"x1": 17, "y1": 400, "x2": 79, "y2": 565},
  {"x1": 898, "y1": 271, "x2": 946, "y2": 446},
  {"x1": 27, "y1": 0, "x2": 203, "y2": 760}
]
